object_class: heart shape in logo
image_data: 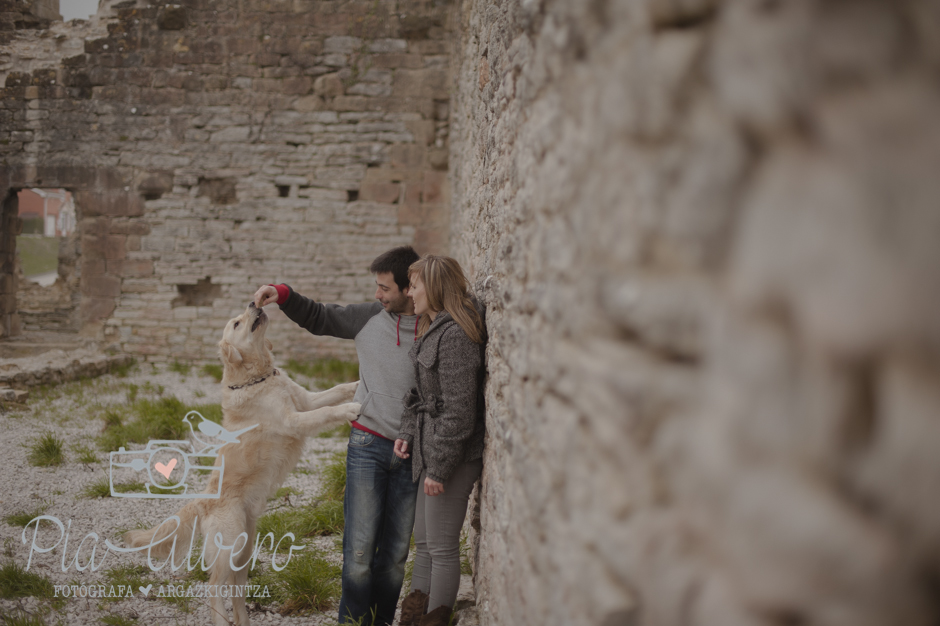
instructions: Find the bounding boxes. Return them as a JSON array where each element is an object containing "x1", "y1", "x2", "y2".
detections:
[
  {"x1": 154, "y1": 458, "x2": 177, "y2": 479},
  {"x1": 139, "y1": 584, "x2": 153, "y2": 596}
]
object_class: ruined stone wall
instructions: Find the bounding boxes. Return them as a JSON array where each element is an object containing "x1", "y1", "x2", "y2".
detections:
[
  {"x1": 1, "y1": 0, "x2": 453, "y2": 360},
  {"x1": 450, "y1": 1, "x2": 940, "y2": 625}
]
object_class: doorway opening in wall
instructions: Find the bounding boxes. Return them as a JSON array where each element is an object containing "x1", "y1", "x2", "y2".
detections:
[
  {"x1": 0, "y1": 189, "x2": 82, "y2": 357},
  {"x1": 17, "y1": 189, "x2": 74, "y2": 287}
]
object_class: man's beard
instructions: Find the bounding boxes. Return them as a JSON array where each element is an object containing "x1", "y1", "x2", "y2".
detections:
[{"x1": 385, "y1": 296, "x2": 407, "y2": 313}]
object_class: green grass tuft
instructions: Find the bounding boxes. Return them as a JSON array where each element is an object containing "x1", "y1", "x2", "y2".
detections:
[
  {"x1": 28, "y1": 432, "x2": 65, "y2": 467},
  {"x1": 73, "y1": 443, "x2": 98, "y2": 464},
  {"x1": 81, "y1": 478, "x2": 146, "y2": 499},
  {"x1": 2, "y1": 505, "x2": 48, "y2": 528},
  {"x1": 148, "y1": 480, "x2": 185, "y2": 495},
  {"x1": 95, "y1": 397, "x2": 222, "y2": 451},
  {"x1": 124, "y1": 383, "x2": 139, "y2": 404},
  {"x1": 200, "y1": 364, "x2": 223, "y2": 383},
  {"x1": 109, "y1": 359, "x2": 138, "y2": 378},
  {"x1": 319, "y1": 451, "x2": 347, "y2": 502},
  {"x1": 193, "y1": 403, "x2": 223, "y2": 424},
  {"x1": 0, "y1": 561, "x2": 57, "y2": 601},
  {"x1": 459, "y1": 530, "x2": 472, "y2": 575},
  {"x1": 182, "y1": 538, "x2": 209, "y2": 583},
  {"x1": 100, "y1": 565, "x2": 150, "y2": 604},
  {"x1": 256, "y1": 500, "x2": 344, "y2": 539},
  {"x1": 271, "y1": 486, "x2": 302, "y2": 501},
  {"x1": 252, "y1": 549, "x2": 341, "y2": 614},
  {"x1": 168, "y1": 360, "x2": 192, "y2": 377},
  {"x1": 284, "y1": 358, "x2": 359, "y2": 387},
  {"x1": 0, "y1": 609, "x2": 47, "y2": 626},
  {"x1": 257, "y1": 451, "x2": 346, "y2": 538}
]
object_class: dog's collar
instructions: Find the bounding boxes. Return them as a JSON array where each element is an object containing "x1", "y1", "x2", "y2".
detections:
[{"x1": 228, "y1": 368, "x2": 278, "y2": 390}]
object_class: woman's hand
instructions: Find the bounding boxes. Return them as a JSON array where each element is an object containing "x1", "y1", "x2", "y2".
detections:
[
  {"x1": 424, "y1": 477, "x2": 444, "y2": 496},
  {"x1": 393, "y1": 439, "x2": 410, "y2": 459}
]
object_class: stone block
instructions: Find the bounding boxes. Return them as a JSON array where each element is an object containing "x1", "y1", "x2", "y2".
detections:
[
  {"x1": 109, "y1": 220, "x2": 152, "y2": 236},
  {"x1": 108, "y1": 259, "x2": 153, "y2": 277},
  {"x1": 360, "y1": 182, "x2": 400, "y2": 204},
  {"x1": 371, "y1": 53, "x2": 425, "y2": 69},
  {"x1": 74, "y1": 191, "x2": 144, "y2": 218},
  {"x1": 81, "y1": 296, "x2": 116, "y2": 322},
  {"x1": 331, "y1": 95, "x2": 382, "y2": 112},
  {"x1": 83, "y1": 273, "x2": 122, "y2": 298},
  {"x1": 0, "y1": 388, "x2": 29, "y2": 402},
  {"x1": 369, "y1": 39, "x2": 408, "y2": 54},
  {"x1": 388, "y1": 144, "x2": 426, "y2": 169},
  {"x1": 711, "y1": 1, "x2": 814, "y2": 134},
  {"x1": 403, "y1": 180, "x2": 422, "y2": 205},
  {"x1": 81, "y1": 258, "x2": 107, "y2": 276},
  {"x1": 81, "y1": 234, "x2": 126, "y2": 261},
  {"x1": 137, "y1": 171, "x2": 174, "y2": 200},
  {"x1": 209, "y1": 126, "x2": 251, "y2": 142},
  {"x1": 323, "y1": 36, "x2": 362, "y2": 54},
  {"x1": 0, "y1": 294, "x2": 15, "y2": 315},
  {"x1": 282, "y1": 76, "x2": 312, "y2": 95},
  {"x1": 392, "y1": 68, "x2": 449, "y2": 99},
  {"x1": 347, "y1": 82, "x2": 391, "y2": 97},
  {"x1": 422, "y1": 170, "x2": 446, "y2": 203}
]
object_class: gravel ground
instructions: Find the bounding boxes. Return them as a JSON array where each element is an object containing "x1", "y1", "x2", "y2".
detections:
[{"x1": 0, "y1": 361, "x2": 359, "y2": 626}]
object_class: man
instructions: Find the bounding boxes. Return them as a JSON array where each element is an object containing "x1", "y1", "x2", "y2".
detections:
[{"x1": 253, "y1": 246, "x2": 422, "y2": 625}]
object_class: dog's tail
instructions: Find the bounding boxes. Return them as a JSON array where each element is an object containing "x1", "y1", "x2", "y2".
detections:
[{"x1": 124, "y1": 501, "x2": 200, "y2": 562}]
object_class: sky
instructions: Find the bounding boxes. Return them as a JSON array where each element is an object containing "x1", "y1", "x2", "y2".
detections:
[{"x1": 59, "y1": 0, "x2": 99, "y2": 21}]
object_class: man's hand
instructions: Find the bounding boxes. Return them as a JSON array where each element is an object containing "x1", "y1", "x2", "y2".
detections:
[
  {"x1": 254, "y1": 285, "x2": 279, "y2": 308},
  {"x1": 393, "y1": 439, "x2": 410, "y2": 459},
  {"x1": 424, "y1": 477, "x2": 444, "y2": 497}
]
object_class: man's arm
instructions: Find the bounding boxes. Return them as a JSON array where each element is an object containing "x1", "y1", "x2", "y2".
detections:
[{"x1": 259, "y1": 284, "x2": 382, "y2": 340}]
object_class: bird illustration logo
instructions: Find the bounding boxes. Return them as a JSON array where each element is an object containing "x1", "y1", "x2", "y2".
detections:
[{"x1": 183, "y1": 411, "x2": 259, "y2": 454}]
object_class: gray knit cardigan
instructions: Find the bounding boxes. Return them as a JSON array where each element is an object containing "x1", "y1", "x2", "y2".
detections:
[{"x1": 397, "y1": 306, "x2": 486, "y2": 483}]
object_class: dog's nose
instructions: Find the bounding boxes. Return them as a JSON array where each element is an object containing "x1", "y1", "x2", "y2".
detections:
[{"x1": 248, "y1": 301, "x2": 257, "y2": 309}]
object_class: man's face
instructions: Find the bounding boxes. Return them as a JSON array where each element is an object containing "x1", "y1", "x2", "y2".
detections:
[{"x1": 374, "y1": 272, "x2": 410, "y2": 313}]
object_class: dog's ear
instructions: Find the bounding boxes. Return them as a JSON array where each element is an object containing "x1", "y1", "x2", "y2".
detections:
[
  {"x1": 265, "y1": 338, "x2": 273, "y2": 352},
  {"x1": 219, "y1": 340, "x2": 242, "y2": 365}
]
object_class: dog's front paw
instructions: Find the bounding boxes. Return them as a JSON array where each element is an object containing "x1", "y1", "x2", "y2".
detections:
[
  {"x1": 336, "y1": 381, "x2": 359, "y2": 402},
  {"x1": 340, "y1": 402, "x2": 361, "y2": 422}
]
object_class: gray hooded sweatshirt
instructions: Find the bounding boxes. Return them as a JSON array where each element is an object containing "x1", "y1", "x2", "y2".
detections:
[{"x1": 279, "y1": 285, "x2": 418, "y2": 440}]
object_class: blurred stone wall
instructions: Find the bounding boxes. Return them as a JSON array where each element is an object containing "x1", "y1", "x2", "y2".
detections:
[
  {"x1": 450, "y1": 1, "x2": 940, "y2": 625},
  {"x1": 0, "y1": 0, "x2": 453, "y2": 360}
]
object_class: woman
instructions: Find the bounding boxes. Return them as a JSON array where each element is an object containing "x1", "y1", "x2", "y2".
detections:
[{"x1": 393, "y1": 255, "x2": 486, "y2": 626}]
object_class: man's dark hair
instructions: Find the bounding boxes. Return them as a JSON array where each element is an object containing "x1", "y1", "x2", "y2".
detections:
[{"x1": 370, "y1": 245, "x2": 420, "y2": 291}]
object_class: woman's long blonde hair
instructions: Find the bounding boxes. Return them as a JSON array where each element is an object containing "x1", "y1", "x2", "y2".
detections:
[{"x1": 410, "y1": 255, "x2": 484, "y2": 344}]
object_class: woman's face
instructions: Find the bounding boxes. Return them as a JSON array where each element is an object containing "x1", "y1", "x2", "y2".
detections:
[{"x1": 409, "y1": 274, "x2": 431, "y2": 316}]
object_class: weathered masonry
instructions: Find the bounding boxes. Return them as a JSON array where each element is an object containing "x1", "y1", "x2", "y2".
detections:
[
  {"x1": 1, "y1": 0, "x2": 453, "y2": 360},
  {"x1": 450, "y1": 1, "x2": 940, "y2": 625}
]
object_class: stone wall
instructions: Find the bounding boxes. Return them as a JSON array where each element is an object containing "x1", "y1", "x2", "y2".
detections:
[
  {"x1": 0, "y1": 192, "x2": 21, "y2": 336},
  {"x1": 0, "y1": 0, "x2": 454, "y2": 360},
  {"x1": 450, "y1": 1, "x2": 940, "y2": 625}
]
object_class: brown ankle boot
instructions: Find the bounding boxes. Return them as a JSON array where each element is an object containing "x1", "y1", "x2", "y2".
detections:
[
  {"x1": 416, "y1": 605, "x2": 452, "y2": 626},
  {"x1": 399, "y1": 590, "x2": 430, "y2": 626}
]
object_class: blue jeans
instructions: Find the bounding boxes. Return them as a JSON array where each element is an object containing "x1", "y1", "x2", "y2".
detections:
[{"x1": 339, "y1": 429, "x2": 420, "y2": 625}]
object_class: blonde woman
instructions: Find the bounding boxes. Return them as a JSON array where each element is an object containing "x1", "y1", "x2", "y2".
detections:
[{"x1": 393, "y1": 255, "x2": 486, "y2": 626}]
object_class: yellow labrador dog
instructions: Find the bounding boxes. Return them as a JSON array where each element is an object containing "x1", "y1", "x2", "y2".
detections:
[{"x1": 125, "y1": 302, "x2": 360, "y2": 626}]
